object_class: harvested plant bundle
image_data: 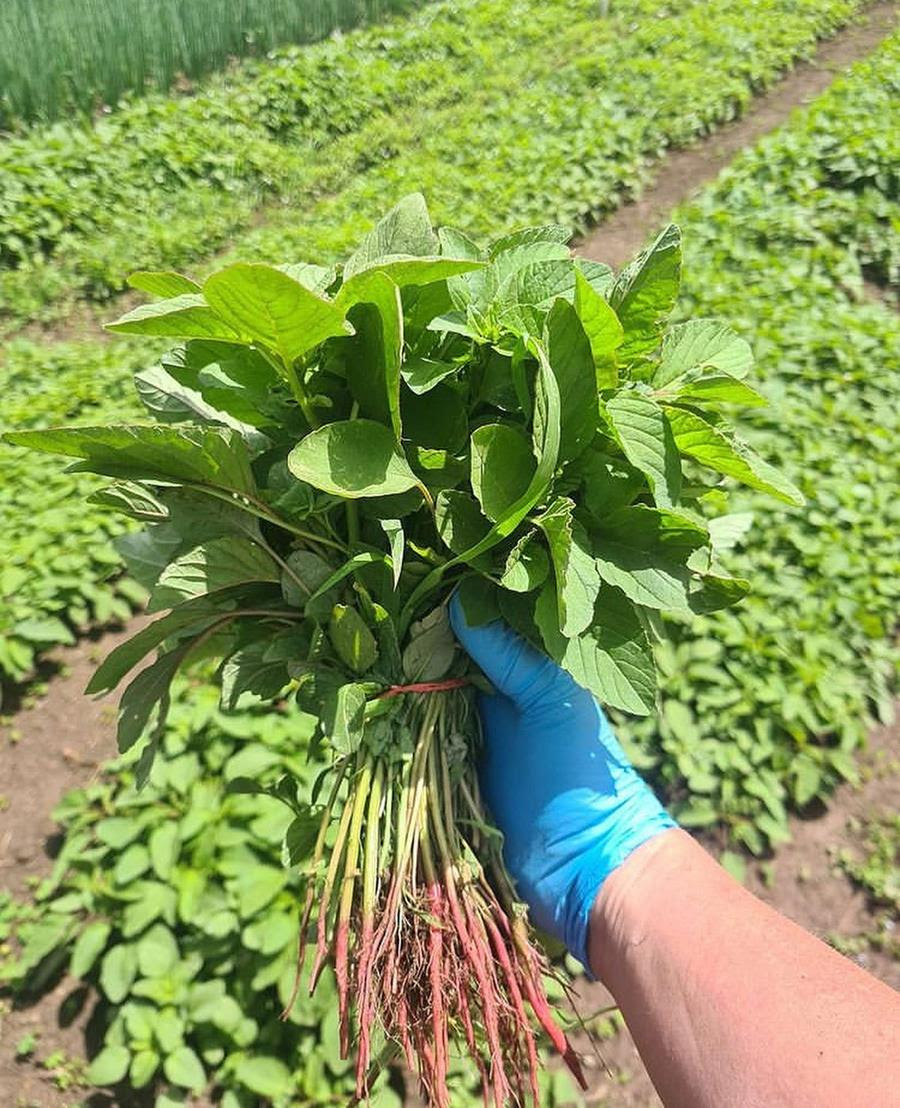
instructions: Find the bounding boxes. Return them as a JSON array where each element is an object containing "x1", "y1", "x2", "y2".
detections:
[{"x1": 7, "y1": 195, "x2": 802, "y2": 1105}]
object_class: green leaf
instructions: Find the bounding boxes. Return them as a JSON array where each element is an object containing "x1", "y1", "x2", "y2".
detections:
[
  {"x1": 87, "y1": 1044, "x2": 131, "y2": 1087},
  {"x1": 282, "y1": 808, "x2": 320, "y2": 868},
  {"x1": 99, "y1": 943, "x2": 137, "y2": 1003},
  {"x1": 149, "y1": 822, "x2": 180, "y2": 881},
  {"x1": 342, "y1": 271, "x2": 403, "y2": 437},
  {"x1": 150, "y1": 537, "x2": 279, "y2": 611},
  {"x1": 116, "y1": 646, "x2": 186, "y2": 753},
  {"x1": 671, "y1": 373, "x2": 766, "y2": 408},
  {"x1": 578, "y1": 452, "x2": 645, "y2": 519},
  {"x1": 4, "y1": 424, "x2": 256, "y2": 496},
  {"x1": 115, "y1": 843, "x2": 151, "y2": 885},
  {"x1": 106, "y1": 294, "x2": 240, "y2": 341},
  {"x1": 281, "y1": 549, "x2": 335, "y2": 610},
  {"x1": 400, "y1": 356, "x2": 458, "y2": 395},
  {"x1": 434, "y1": 490, "x2": 492, "y2": 558},
  {"x1": 163, "y1": 1045, "x2": 206, "y2": 1092},
  {"x1": 535, "y1": 498, "x2": 601, "y2": 635},
  {"x1": 593, "y1": 505, "x2": 706, "y2": 611},
  {"x1": 488, "y1": 225, "x2": 571, "y2": 257},
  {"x1": 663, "y1": 406, "x2": 804, "y2": 506},
  {"x1": 87, "y1": 596, "x2": 233, "y2": 695},
  {"x1": 203, "y1": 263, "x2": 351, "y2": 365},
  {"x1": 131, "y1": 1049, "x2": 160, "y2": 1089},
  {"x1": 544, "y1": 298, "x2": 599, "y2": 461},
  {"x1": 535, "y1": 585, "x2": 655, "y2": 714},
  {"x1": 329, "y1": 605, "x2": 378, "y2": 674},
  {"x1": 402, "y1": 607, "x2": 455, "y2": 682},
  {"x1": 610, "y1": 224, "x2": 681, "y2": 361},
  {"x1": 344, "y1": 193, "x2": 438, "y2": 280},
  {"x1": 137, "y1": 924, "x2": 179, "y2": 977},
  {"x1": 654, "y1": 319, "x2": 753, "y2": 388},
  {"x1": 501, "y1": 531, "x2": 549, "y2": 593},
  {"x1": 573, "y1": 267, "x2": 622, "y2": 388},
  {"x1": 234, "y1": 866, "x2": 286, "y2": 917},
  {"x1": 70, "y1": 921, "x2": 112, "y2": 979},
  {"x1": 288, "y1": 420, "x2": 419, "y2": 498},
  {"x1": 340, "y1": 257, "x2": 482, "y2": 302},
  {"x1": 605, "y1": 392, "x2": 681, "y2": 508},
  {"x1": 381, "y1": 519, "x2": 404, "y2": 588},
  {"x1": 326, "y1": 683, "x2": 367, "y2": 755},
  {"x1": 235, "y1": 1055, "x2": 293, "y2": 1099},
  {"x1": 469, "y1": 424, "x2": 535, "y2": 522},
  {"x1": 128, "y1": 271, "x2": 201, "y2": 298},
  {"x1": 221, "y1": 639, "x2": 292, "y2": 708}
]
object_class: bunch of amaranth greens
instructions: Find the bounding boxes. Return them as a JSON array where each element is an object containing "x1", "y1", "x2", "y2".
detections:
[{"x1": 7, "y1": 195, "x2": 802, "y2": 1107}]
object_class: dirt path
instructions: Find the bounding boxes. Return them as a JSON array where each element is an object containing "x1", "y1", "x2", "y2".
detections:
[{"x1": 578, "y1": 0, "x2": 899, "y2": 269}]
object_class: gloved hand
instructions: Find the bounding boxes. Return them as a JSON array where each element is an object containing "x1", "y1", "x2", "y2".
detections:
[{"x1": 449, "y1": 594, "x2": 676, "y2": 971}]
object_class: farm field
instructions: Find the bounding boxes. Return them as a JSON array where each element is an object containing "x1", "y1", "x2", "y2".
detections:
[{"x1": 0, "y1": 2, "x2": 898, "y2": 1106}]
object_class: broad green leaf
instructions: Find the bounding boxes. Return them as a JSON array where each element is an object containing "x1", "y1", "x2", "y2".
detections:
[
  {"x1": 235, "y1": 1055, "x2": 293, "y2": 1099},
  {"x1": 107, "y1": 294, "x2": 240, "y2": 341},
  {"x1": 340, "y1": 257, "x2": 482, "y2": 303},
  {"x1": 130, "y1": 1050, "x2": 160, "y2": 1089},
  {"x1": 4, "y1": 424, "x2": 256, "y2": 496},
  {"x1": 149, "y1": 822, "x2": 180, "y2": 881},
  {"x1": 70, "y1": 921, "x2": 112, "y2": 979},
  {"x1": 400, "y1": 356, "x2": 458, "y2": 395},
  {"x1": 501, "y1": 531, "x2": 549, "y2": 592},
  {"x1": 128, "y1": 271, "x2": 201, "y2": 298},
  {"x1": 535, "y1": 585, "x2": 655, "y2": 714},
  {"x1": 87, "y1": 596, "x2": 234, "y2": 694},
  {"x1": 688, "y1": 572, "x2": 750, "y2": 613},
  {"x1": 329, "y1": 605, "x2": 378, "y2": 674},
  {"x1": 610, "y1": 224, "x2": 681, "y2": 361},
  {"x1": 707, "y1": 512, "x2": 754, "y2": 553},
  {"x1": 220, "y1": 640, "x2": 291, "y2": 708},
  {"x1": 288, "y1": 420, "x2": 419, "y2": 498},
  {"x1": 578, "y1": 452, "x2": 645, "y2": 519},
  {"x1": 137, "y1": 924, "x2": 179, "y2": 977},
  {"x1": 115, "y1": 843, "x2": 151, "y2": 885},
  {"x1": 456, "y1": 577, "x2": 501, "y2": 626},
  {"x1": 434, "y1": 490, "x2": 492, "y2": 557},
  {"x1": 664, "y1": 406, "x2": 804, "y2": 505},
  {"x1": 593, "y1": 505, "x2": 706, "y2": 611},
  {"x1": 117, "y1": 646, "x2": 186, "y2": 752},
  {"x1": 163, "y1": 1046, "x2": 206, "y2": 1092},
  {"x1": 344, "y1": 193, "x2": 438, "y2": 279},
  {"x1": 281, "y1": 549, "x2": 335, "y2": 609},
  {"x1": 326, "y1": 683, "x2": 367, "y2": 755},
  {"x1": 277, "y1": 261, "x2": 335, "y2": 292},
  {"x1": 282, "y1": 808, "x2": 320, "y2": 868},
  {"x1": 573, "y1": 267, "x2": 622, "y2": 388},
  {"x1": 150, "y1": 537, "x2": 278, "y2": 611},
  {"x1": 342, "y1": 271, "x2": 403, "y2": 437},
  {"x1": 87, "y1": 1045, "x2": 131, "y2": 1087},
  {"x1": 402, "y1": 607, "x2": 455, "y2": 682},
  {"x1": 203, "y1": 263, "x2": 351, "y2": 365},
  {"x1": 438, "y1": 225, "x2": 483, "y2": 260},
  {"x1": 401, "y1": 384, "x2": 467, "y2": 452},
  {"x1": 99, "y1": 943, "x2": 137, "y2": 1003},
  {"x1": 488, "y1": 225, "x2": 571, "y2": 257},
  {"x1": 670, "y1": 372, "x2": 766, "y2": 407},
  {"x1": 605, "y1": 392, "x2": 681, "y2": 508},
  {"x1": 654, "y1": 319, "x2": 753, "y2": 388},
  {"x1": 535, "y1": 498, "x2": 601, "y2": 635},
  {"x1": 544, "y1": 298, "x2": 599, "y2": 461},
  {"x1": 470, "y1": 424, "x2": 535, "y2": 522},
  {"x1": 134, "y1": 364, "x2": 270, "y2": 450}
]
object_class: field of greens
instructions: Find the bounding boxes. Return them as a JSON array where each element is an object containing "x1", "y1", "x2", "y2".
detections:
[
  {"x1": 0, "y1": 1, "x2": 898, "y2": 1105},
  {"x1": 0, "y1": 0, "x2": 418, "y2": 127}
]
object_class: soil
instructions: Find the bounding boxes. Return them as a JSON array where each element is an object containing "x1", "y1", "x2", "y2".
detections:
[
  {"x1": 2, "y1": 5, "x2": 898, "y2": 1104},
  {"x1": 577, "y1": 0, "x2": 899, "y2": 269}
]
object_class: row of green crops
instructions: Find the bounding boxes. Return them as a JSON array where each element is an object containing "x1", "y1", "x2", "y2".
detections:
[
  {"x1": 0, "y1": 0, "x2": 869, "y2": 334},
  {"x1": 620, "y1": 31, "x2": 900, "y2": 852},
  {"x1": 0, "y1": 0, "x2": 422, "y2": 128},
  {"x1": 0, "y1": 682, "x2": 580, "y2": 1108}
]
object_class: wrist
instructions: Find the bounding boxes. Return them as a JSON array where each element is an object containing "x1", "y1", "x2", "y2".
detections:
[{"x1": 587, "y1": 828, "x2": 695, "y2": 986}]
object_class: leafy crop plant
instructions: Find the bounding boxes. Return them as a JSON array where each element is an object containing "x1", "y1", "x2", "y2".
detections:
[{"x1": 6, "y1": 195, "x2": 801, "y2": 1105}]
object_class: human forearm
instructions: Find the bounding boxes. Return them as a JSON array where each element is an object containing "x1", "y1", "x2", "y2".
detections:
[{"x1": 590, "y1": 830, "x2": 899, "y2": 1108}]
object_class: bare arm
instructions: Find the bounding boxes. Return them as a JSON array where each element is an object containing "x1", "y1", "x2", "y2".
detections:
[{"x1": 590, "y1": 829, "x2": 899, "y2": 1108}]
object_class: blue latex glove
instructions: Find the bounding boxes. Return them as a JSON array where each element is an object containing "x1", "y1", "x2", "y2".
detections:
[{"x1": 450, "y1": 595, "x2": 676, "y2": 971}]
